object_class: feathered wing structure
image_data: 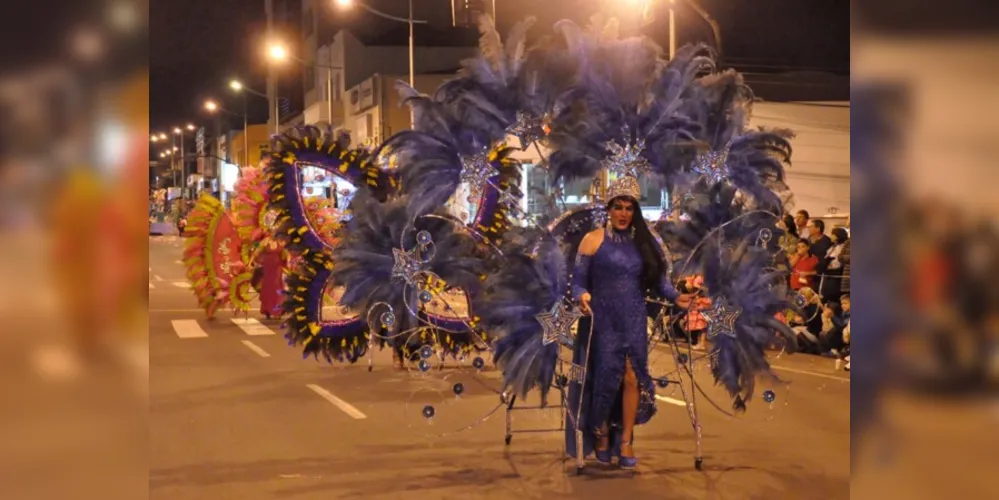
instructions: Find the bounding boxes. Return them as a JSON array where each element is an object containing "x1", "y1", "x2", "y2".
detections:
[
  {"x1": 545, "y1": 20, "x2": 711, "y2": 185},
  {"x1": 264, "y1": 125, "x2": 396, "y2": 253},
  {"x1": 640, "y1": 44, "x2": 716, "y2": 181},
  {"x1": 232, "y1": 166, "x2": 271, "y2": 244},
  {"x1": 660, "y1": 181, "x2": 784, "y2": 271},
  {"x1": 699, "y1": 239, "x2": 799, "y2": 409},
  {"x1": 680, "y1": 70, "x2": 794, "y2": 213},
  {"x1": 181, "y1": 193, "x2": 253, "y2": 315},
  {"x1": 263, "y1": 126, "x2": 396, "y2": 362},
  {"x1": 475, "y1": 232, "x2": 567, "y2": 400},
  {"x1": 435, "y1": 14, "x2": 581, "y2": 152},
  {"x1": 376, "y1": 130, "x2": 460, "y2": 219},
  {"x1": 234, "y1": 165, "x2": 341, "y2": 250},
  {"x1": 330, "y1": 190, "x2": 488, "y2": 356}
]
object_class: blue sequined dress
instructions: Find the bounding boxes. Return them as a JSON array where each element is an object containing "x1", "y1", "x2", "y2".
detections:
[{"x1": 565, "y1": 228, "x2": 679, "y2": 459}]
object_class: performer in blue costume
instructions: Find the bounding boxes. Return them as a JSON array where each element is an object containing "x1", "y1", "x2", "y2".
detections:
[{"x1": 569, "y1": 175, "x2": 705, "y2": 469}]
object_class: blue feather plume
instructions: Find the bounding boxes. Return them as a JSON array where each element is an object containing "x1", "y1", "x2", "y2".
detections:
[
  {"x1": 661, "y1": 181, "x2": 784, "y2": 271},
  {"x1": 677, "y1": 70, "x2": 795, "y2": 212},
  {"x1": 700, "y1": 239, "x2": 797, "y2": 407},
  {"x1": 474, "y1": 232, "x2": 567, "y2": 400},
  {"x1": 331, "y1": 190, "x2": 487, "y2": 347},
  {"x1": 545, "y1": 20, "x2": 710, "y2": 185}
]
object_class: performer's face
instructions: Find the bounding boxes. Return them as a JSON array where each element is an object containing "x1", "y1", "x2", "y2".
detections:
[{"x1": 609, "y1": 198, "x2": 636, "y2": 230}]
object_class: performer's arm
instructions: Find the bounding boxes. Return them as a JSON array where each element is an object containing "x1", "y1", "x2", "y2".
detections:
[
  {"x1": 571, "y1": 253, "x2": 592, "y2": 301},
  {"x1": 660, "y1": 275, "x2": 706, "y2": 310},
  {"x1": 572, "y1": 229, "x2": 603, "y2": 314},
  {"x1": 657, "y1": 274, "x2": 681, "y2": 303}
]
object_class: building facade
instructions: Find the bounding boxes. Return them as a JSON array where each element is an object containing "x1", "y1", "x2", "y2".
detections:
[
  {"x1": 229, "y1": 124, "x2": 272, "y2": 168},
  {"x1": 341, "y1": 72, "x2": 454, "y2": 148},
  {"x1": 299, "y1": 0, "x2": 477, "y2": 129}
]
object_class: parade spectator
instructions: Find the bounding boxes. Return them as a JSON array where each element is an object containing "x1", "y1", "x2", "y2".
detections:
[
  {"x1": 808, "y1": 219, "x2": 833, "y2": 266},
  {"x1": 776, "y1": 214, "x2": 799, "y2": 271},
  {"x1": 839, "y1": 233, "x2": 851, "y2": 295},
  {"x1": 683, "y1": 275, "x2": 708, "y2": 350},
  {"x1": 789, "y1": 239, "x2": 819, "y2": 290},
  {"x1": 820, "y1": 227, "x2": 850, "y2": 302},
  {"x1": 788, "y1": 287, "x2": 823, "y2": 353},
  {"x1": 794, "y1": 210, "x2": 811, "y2": 240},
  {"x1": 819, "y1": 301, "x2": 847, "y2": 358},
  {"x1": 838, "y1": 295, "x2": 851, "y2": 362}
]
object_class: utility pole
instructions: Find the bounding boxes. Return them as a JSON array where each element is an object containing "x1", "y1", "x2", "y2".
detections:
[
  {"x1": 179, "y1": 133, "x2": 186, "y2": 201},
  {"x1": 266, "y1": 0, "x2": 278, "y2": 135},
  {"x1": 408, "y1": 0, "x2": 415, "y2": 128}
]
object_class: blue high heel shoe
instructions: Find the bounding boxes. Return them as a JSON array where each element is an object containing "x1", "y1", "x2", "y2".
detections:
[
  {"x1": 593, "y1": 430, "x2": 612, "y2": 464},
  {"x1": 619, "y1": 442, "x2": 638, "y2": 470}
]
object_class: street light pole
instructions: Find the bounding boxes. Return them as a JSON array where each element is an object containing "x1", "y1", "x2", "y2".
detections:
[
  {"x1": 179, "y1": 132, "x2": 186, "y2": 199},
  {"x1": 172, "y1": 134, "x2": 179, "y2": 187},
  {"x1": 243, "y1": 94, "x2": 249, "y2": 166},
  {"x1": 669, "y1": 0, "x2": 675, "y2": 59},
  {"x1": 335, "y1": 0, "x2": 426, "y2": 127},
  {"x1": 328, "y1": 60, "x2": 334, "y2": 128},
  {"x1": 266, "y1": 0, "x2": 277, "y2": 135},
  {"x1": 409, "y1": 0, "x2": 414, "y2": 128}
]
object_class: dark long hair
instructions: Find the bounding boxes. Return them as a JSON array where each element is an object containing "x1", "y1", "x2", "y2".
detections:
[
  {"x1": 783, "y1": 213, "x2": 798, "y2": 239},
  {"x1": 610, "y1": 196, "x2": 665, "y2": 294}
]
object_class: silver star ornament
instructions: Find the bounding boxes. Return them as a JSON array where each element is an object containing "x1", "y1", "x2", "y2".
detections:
[
  {"x1": 536, "y1": 299, "x2": 582, "y2": 347},
  {"x1": 702, "y1": 301, "x2": 741, "y2": 339}
]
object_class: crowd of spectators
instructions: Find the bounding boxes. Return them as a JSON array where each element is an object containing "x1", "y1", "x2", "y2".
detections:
[
  {"x1": 661, "y1": 209, "x2": 851, "y2": 371},
  {"x1": 784, "y1": 210, "x2": 851, "y2": 369}
]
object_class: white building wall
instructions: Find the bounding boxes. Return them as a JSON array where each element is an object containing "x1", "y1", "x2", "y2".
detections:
[
  {"x1": 751, "y1": 102, "x2": 851, "y2": 218},
  {"x1": 505, "y1": 102, "x2": 851, "y2": 219}
]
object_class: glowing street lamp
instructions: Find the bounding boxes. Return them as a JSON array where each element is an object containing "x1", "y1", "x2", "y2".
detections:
[
  {"x1": 229, "y1": 80, "x2": 243, "y2": 91},
  {"x1": 186, "y1": 123, "x2": 196, "y2": 131},
  {"x1": 173, "y1": 127, "x2": 182, "y2": 135},
  {"x1": 334, "y1": 0, "x2": 353, "y2": 7},
  {"x1": 268, "y1": 44, "x2": 288, "y2": 62},
  {"x1": 204, "y1": 100, "x2": 219, "y2": 112},
  {"x1": 158, "y1": 133, "x2": 167, "y2": 140},
  {"x1": 151, "y1": 135, "x2": 159, "y2": 142}
]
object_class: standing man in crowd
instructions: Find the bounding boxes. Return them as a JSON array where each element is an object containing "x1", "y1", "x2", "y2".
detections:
[
  {"x1": 795, "y1": 210, "x2": 812, "y2": 240},
  {"x1": 808, "y1": 219, "x2": 834, "y2": 265}
]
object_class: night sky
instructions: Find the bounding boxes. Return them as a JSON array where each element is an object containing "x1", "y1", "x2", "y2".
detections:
[{"x1": 150, "y1": 0, "x2": 849, "y2": 140}]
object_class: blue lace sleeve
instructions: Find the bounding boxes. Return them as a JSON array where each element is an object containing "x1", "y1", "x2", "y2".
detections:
[
  {"x1": 571, "y1": 253, "x2": 592, "y2": 301},
  {"x1": 658, "y1": 275, "x2": 680, "y2": 302}
]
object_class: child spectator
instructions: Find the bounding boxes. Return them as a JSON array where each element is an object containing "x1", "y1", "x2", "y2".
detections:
[{"x1": 789, "y1": 238, "x2": 819, "y2": 290}]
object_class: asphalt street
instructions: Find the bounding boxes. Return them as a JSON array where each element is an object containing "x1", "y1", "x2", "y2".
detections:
[{"x1": 149, "y1": 235, "x2": 850, "y2": 499}]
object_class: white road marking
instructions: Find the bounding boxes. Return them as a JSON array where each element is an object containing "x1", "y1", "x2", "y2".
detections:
[
  {"x1": 172, "y1": 282, "x2": 191, "y2": 289},
  {"x1": 154, "y1": 275, "x2": 163, "y2": 282},
  {"x1": 654, "y1": 395, "x2": 688, "y2": 407},
  {"x1": 306, "y1": 384, "x2": 367, "y2": 419},
  {"x1": 241, "y1": 340, "x2": 271, "y2": 358},
  {"x1": 171, "y1": 320, "x2": 208, "y2": 338},
  {"x1": 148, "y1": 283, "x2": 155, "y2": 289},
  {"x1": 650, "y1": 342, "x2": 850, "y2": 382},
  {"x1": 231, "y1": 317, "x2": 276, "y2": 336},
  {"x1": 772, "y1": 365, "x2": 850, "y2": 382}
]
